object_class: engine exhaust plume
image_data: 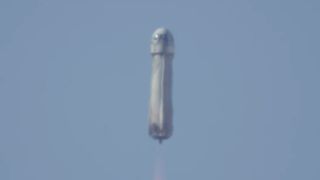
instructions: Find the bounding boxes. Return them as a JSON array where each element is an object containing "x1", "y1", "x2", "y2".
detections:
[{"x1": 153, "y1": 145, "x2": 166, "y2": 180}]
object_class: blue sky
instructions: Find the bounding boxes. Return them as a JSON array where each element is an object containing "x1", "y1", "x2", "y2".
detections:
[{"x1": 0, "y1": 0, "x2": 319, "y2": 179}]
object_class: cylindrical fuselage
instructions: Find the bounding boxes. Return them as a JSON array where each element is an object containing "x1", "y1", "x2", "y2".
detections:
[{"x1": 149, "y1": 28, "x2": 174, "y2": 143}]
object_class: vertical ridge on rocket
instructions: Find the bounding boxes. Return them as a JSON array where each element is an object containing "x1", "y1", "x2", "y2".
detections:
[{"x1": 148, "y1": 28, "x2": 175, "y2": 143}]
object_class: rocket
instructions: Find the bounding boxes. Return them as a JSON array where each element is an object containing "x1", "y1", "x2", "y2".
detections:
[{"x1": 148, "y1": 28, "x2": 175, "y2": 144}]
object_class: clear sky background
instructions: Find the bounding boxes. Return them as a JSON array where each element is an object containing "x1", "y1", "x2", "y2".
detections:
[{"x1": 0, "y1": 0, "x2": 319, "y2": 180}]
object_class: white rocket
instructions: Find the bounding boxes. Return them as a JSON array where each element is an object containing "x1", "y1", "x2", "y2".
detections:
[{"x1": 149, "y1": 28, "x2": 175, "y2": 144}]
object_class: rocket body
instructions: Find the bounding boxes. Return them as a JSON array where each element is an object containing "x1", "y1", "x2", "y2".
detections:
[{"x1": 149, "y1": 28, "x2": 175, "y2": 143}]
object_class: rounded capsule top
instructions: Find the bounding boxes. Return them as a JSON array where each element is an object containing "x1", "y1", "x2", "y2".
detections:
[{"x1": 150, "y1": 28, "x2": 175, "y2": 55}]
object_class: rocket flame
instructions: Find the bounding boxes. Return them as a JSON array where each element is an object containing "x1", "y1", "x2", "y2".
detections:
[{"x1": 153, "y1": 146, "x2": 166, "y2": 180}]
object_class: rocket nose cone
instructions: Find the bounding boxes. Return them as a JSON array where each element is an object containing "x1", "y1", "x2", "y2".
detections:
[
  {"x1": 151, "y1": 28, "x2": 174, "y2": 43},
  {"x1": 153, "y1": 28, "x2": 171, "y2": 36},
  {"x1": 151, "y1": 27, "x2": 175, "y2": 55}
]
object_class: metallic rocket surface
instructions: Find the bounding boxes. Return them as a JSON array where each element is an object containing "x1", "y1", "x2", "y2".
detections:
[{"x1": 149, "y1": 28, "x2": 175, "y2": 143}]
